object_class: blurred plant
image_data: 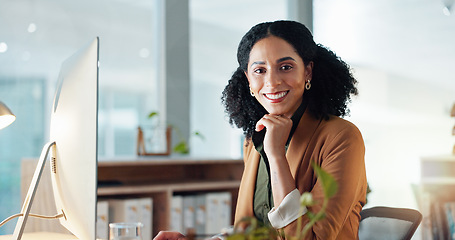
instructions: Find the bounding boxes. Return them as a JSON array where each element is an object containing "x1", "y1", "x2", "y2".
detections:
[
  {"x1": 170, "y1": 124, "x2": 204, "y2": 154},
  {"x1": 147, "y1": 111, "x2": 159, "y2": 119},
  {"x1": 227, "y1": 217, "x2": 280, "y2": 240},
  {"x1": 227, "y1": 162, "x2": 338, "y2": 240},
  {"x1": 147, "y1": 111, "x2": 204, "y2": 154}
]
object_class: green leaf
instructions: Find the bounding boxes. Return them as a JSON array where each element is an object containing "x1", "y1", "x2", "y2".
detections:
[
  {"x1": 147, "y1": 112, "x2": 158, "y2": 119},
  {"x1": 306, "y1": 211, "x2": 316, "y2": 220},
  {"x1": 312, "y1": 162, "x2": 338, "y2": 198},
  {"x1": 318, "y1": 212, "x2": 326, "y2": 220},
  {"x1": 173, "y1": 141, "x2": 189, "y2": 154},
  {"x1": 193, "y1": 131, "x2": 205, "y2": 141},
  {"x1": 227, "y1": 234, "x2": 246, "y2": 240}
]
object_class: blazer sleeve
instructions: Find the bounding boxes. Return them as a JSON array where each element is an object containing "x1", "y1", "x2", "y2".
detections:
[{"x1": 282, "y1": 121, "x2": 367, "y2": 240}]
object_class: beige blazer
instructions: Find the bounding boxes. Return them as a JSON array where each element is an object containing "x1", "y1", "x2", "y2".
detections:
[{"x1": 234, "y1": 110, "x2": 367, "y2": 240}]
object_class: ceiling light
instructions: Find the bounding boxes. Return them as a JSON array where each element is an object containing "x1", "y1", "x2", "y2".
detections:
[
  {"x1": 28, "y1": 23, "x2": 37, "y2": 33},
  {"x1": 0, "y1": 42, "x2": 7, "y2": 53}
]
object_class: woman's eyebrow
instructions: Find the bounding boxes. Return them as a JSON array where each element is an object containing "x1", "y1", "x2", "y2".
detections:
[
  {"x1": 250, "y1": 61, "x2": 265, "y2": 68},
  {"x1": 250, "y1": 57, "x2": 296, "y2": 68},
  {"x1": 277, "y1": 56, "x2": 296, "y2": 63},
  {"x1": 250, "y1": 57, "x2": 296, "y2": 67}
]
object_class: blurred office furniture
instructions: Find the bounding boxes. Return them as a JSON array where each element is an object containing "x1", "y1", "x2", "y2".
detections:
[
  {"x1": 420, "y1": 155, "x2": 455, "y2": 239},
  {"x1": 21, "y1": 157, "x2": 243, "y2": 239},
  {"x1": 359, "y1": 206, "x2": 422, "y2": 240}
]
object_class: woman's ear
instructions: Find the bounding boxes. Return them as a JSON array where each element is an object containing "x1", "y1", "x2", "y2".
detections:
[
  {"x1": 306, "y1": 61, "x2": 314, "y2": 80},
  {"x1": 244, "y1": 71, "x2": 250, "y2": 83}
]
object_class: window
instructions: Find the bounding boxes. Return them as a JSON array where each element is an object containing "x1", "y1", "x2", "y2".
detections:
[
  {"x1": 189, "y1": 0, "x2": 288, "y2": 157},
  {"x1": 0, "y1": 0, "x2": 160, "y2": 233}
]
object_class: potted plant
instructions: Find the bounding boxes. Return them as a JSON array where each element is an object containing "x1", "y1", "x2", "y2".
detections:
[{"x1": 137, "y1": 111, "x2": 204, "y2": 155}]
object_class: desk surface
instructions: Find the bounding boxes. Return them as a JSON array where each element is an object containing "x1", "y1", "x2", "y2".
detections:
[{"x1": 0, "y1": 232, "x2": 77, "y2": 240}]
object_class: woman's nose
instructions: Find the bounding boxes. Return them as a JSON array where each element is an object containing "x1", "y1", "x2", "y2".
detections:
[{"x1": 265, "y1": 70, "x2": 281, "y2": 87}]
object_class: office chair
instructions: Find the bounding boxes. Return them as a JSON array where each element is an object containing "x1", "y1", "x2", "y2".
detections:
[{"x1": 358, "y1": 206, "x2": 422, "y2": 240}]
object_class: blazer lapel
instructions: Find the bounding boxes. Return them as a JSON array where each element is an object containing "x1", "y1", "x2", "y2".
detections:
[
  {"x1": 286, "y1": 110, "x2": 322, "y2": 179},
  {"x1": 235, "y1": 142, "x2": 261, "y2": 223}
]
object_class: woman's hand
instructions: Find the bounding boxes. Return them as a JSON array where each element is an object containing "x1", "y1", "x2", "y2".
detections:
[
  {"x1": 256, "y1": 114, "x2": 295, "y2": 207},
  {"x1": 255, "y1": 114, "x2": 292, "y2": 158},
  {"x1": 153, "y1": 231, "x2": 187, "y2": 240}
]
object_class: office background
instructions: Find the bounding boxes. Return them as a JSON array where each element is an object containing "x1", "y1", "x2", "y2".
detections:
[{"x1": 1, "y1": 0, "x2": 454, "y2": 237}]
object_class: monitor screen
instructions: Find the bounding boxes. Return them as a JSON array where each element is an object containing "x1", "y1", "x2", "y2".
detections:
[{"x1": 49, "y1": 37, "x2": 99, "y2": 240}]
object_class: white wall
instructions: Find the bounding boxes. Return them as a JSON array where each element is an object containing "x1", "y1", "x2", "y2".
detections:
[{"x1": 347, "y1": 66, "x2": 454, "y2": 209}]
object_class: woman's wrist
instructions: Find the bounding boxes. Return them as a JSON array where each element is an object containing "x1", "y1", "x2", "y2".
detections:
[
  {"x1": 267, "y1": 152, "x2": 287, "y2": 167},
  {"x1": 265, "y1": 147, "x2": 286, "y2": 162}
]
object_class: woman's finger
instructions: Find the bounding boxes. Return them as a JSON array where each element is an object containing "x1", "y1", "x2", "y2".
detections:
[{"x1": 153, "y1": 231, "x2": 187, "y2": 240}]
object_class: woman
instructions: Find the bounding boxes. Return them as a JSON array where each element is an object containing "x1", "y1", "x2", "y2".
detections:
[{"x1": 155, "y1": 20, "x2": 367, "y2": 240}]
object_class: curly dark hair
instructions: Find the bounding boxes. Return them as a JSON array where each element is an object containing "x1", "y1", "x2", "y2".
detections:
[{"x1": 221, "y1": 20, "x2": 358, "y2": 139}]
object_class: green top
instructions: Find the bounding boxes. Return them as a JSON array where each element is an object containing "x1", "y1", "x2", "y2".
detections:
[{"x1": 252, "y1": 102, "x2": 307, "y2": 226}]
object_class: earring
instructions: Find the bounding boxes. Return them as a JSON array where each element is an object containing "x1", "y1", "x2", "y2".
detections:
[
  {"x1": 250, "y1": 91, "x2": 255, "y2": 97},
  {"x1": 305, "y1": 79, "x2": 311, "y2": 90}
]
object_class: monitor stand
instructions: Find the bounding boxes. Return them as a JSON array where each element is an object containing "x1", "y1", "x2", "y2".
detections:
[{"x1": 12, "y1": 141, "x2": 58, "y2": 240}]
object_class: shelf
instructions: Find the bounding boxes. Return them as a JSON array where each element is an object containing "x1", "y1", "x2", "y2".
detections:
[
  {"x1": 421, "y1": 177, "x2": 455, "y2": 185},
  {"x1": 97, "y1": 157, "x2": 244, "y2": 238},
  {"x1": 98, "y1": 156, "x2": 243, "y2": 166},
  {"x1": 98, "y1": 157, "x2": 243, "y2": 186},
  {"x1": 421, "y1": 155, "x2": 455, "y2": 179},
  {"x1": 98, "y1": 180, "x2": 241, "y2": 196},
  {"x1": 419, "y1": 155, "x2": 455, "y2": 239}
]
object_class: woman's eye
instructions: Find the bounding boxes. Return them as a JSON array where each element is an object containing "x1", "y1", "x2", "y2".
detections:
[
  {"x1": 254, "y1": 68, "x2": 265, "y2": 74},
  {"x1": 281, "y1": 65, "x2": 293, "y2": 71}
]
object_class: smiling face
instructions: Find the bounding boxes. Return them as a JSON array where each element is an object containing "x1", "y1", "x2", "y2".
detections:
[{"x1": 245, "y1": 36, "x2": 313, "y2": 118}]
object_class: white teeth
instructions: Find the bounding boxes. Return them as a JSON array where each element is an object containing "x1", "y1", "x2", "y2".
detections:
[{"x1": 265, "y1": 91, "x2": 287, "y2": 100}]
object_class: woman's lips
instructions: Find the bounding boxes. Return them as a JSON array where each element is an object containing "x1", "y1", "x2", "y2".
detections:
[{"x1": 263, "y1": 91, "x2": 288, "y2": 101}]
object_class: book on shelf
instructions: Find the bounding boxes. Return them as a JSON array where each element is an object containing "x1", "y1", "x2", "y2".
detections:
[
  {"x1": 195, "y1": 194, "x2": 207, "y2": 235},
  {"x1": 96, "y1": 201, "x2": 109, "y2": 240},
  {"x1": 206, "y1": 192, "x2": 231, "y2": 235},
  {"x1": 433, "y1": 201, "x2": 448, "y2": 240},
  {"x1": 170, "y1": 195, "x2": 184, "y2": 233},
  {"x1": 420, "y1": 192, "x2": 434, "y2": 240},
  {"x1": 445, "y1": 202, "x2": 455, "y2": 240},
  {"x1": 108, "y1": 197, "x2": 153, "y2": 240},
  {"x1": 423, "y1": 200, "x2": 455, "y2": 240},
  {"x1": 171, "y1": 191, "x2": 232, "y2": 236},
  {"x1": 219, "y1": 192, "x2": 232, "y2": 232},
  {"x1": 138, "y1": 198, "x2": 153, "y2": 240},
  {"x1": 183, "y1": 195, "x2": 196, "y2": 233}
]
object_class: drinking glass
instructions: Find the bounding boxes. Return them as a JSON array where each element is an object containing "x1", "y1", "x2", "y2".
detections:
[{"x1": 109, "y1": 222, "x2": 143, "y2": 240}]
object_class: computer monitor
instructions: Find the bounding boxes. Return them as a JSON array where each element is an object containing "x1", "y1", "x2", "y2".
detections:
[{"x1": 12, "y1": 37, "x2": 99, "y2": 240}]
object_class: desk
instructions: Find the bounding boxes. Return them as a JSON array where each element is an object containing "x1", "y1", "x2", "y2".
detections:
[{"x1": 0, "y1": 232, "x2": 77, "y2": 240}]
